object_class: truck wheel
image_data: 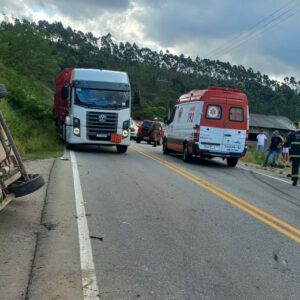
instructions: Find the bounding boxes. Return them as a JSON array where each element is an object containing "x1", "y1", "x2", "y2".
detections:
[
  {"x1": 163, "y1": 138, "x2": 169, "y2": 154},
  {"x1": 136, "y1": 138, "x2": 141, "y2": 144},
  {"x1": 183, "y1": 144, "x2": 192, "y2": 163},
  {"x1": 0, "y1": 84, "x2": 7, "y2": 99},
  {"x1": 227, "y1": 157, "x2": 238, "y2": 167},
  {"x1": 7, "y1": 174, "x2": 45, "y2": 198},
  {"x1": 116, "y1": 145, "x2": 128, "y2": 153}
]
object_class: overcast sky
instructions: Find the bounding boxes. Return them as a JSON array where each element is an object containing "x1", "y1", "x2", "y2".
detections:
[{"x1": 1, "y1": 0, "x2": 300, "y2": 81}]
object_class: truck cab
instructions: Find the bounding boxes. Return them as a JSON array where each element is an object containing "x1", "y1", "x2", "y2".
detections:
[{"x1": 54, "y1": 68, "x2": 131, "y2": 153}]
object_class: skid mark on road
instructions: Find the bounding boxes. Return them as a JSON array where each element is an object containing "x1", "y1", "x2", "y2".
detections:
[
  {"x1": 70, "y1": 151, "x2": 100, "y2": 299},
  {"x1": 132, "y1": 147, "x2": 300, "y2": 244}
]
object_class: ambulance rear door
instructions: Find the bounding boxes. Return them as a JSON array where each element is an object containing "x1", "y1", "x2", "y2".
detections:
[{"x1": 199, "y1": 97, "x2": 227, "y2": 153}]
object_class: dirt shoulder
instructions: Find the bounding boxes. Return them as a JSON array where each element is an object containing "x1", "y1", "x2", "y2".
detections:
[
  {"x1": 239, "y1": 159, "x2": 293, "y2": 181},
  {"x1": 0, "y1": 159, "x2": 54, "y2": 300}
]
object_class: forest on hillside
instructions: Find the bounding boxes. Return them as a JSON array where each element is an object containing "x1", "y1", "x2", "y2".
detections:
[{"x1": 0, "y1": 18, "x2": 300, "y2": 122}]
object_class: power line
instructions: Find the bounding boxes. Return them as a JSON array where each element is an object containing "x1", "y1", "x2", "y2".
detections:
[
  {"x1": 209, "y1": 5, "x2": 300, "y2": 61},
  {"x1": 206, "y1": 0, "x2": 297, "y2": 58},
  {"x1": 205, "y1": 0, "x2": 300, "y2": 60}
]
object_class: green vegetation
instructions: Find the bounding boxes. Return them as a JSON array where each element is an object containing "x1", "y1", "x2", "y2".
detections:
[
  {"x1": 241, "y1": 145, "x2": 288, "y2": 170},
  {"x1": 240, "y1": 146, "x2": 265, "y2": 165},
  {"x1": 0, "y1": 18, "x2": 299, "y2": 158}
]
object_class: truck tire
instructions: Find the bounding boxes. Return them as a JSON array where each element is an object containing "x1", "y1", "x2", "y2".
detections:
[
  {"x1": 183, "y1": 143, "x2": 192, "y2": 163},
  {"x1": 116, "y1": 145, "x2": 128, "y2": 153},
  {"x1": 0, "y1": 84, "x2": 7, "y2": 99},
  {"x1": 227, "y1": 157, "x2": 238, "y2": 167},
  {"x1": 163, "y1": 138, "x2": 169, "y2": 154},
  {"x1": 136, "y1": 138, "x2": 141, "y2": 143},
  {"x1": 7, "y1": 174, "x2": 45, "y2": 198}
]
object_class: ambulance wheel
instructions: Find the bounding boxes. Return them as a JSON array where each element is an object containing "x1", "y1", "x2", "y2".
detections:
[
  {"x1": 163, "y1": 139, "x2": 169, "y2": 154},
  {"x1": 7, "y1": 174, "x2": 45, "y2": 198},
  {"x1": 183, "y1": 144, "x2": 192, "y2": 163},
  {"x1": 116, "y1": 145, "x2": 128, "y2": 153},
  {"x1": 227, "y1": 157, "x2": 238, "y2": 167}
]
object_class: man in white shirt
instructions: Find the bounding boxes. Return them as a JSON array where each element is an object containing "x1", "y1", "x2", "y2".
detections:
[{"x1": 256, "y1": 129, "x2": 267, "y2": 152}]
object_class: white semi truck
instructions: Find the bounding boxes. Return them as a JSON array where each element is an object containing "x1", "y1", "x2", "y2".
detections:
[{"x1": 54, "y1": 68, "x2": 131, "y2": 153}]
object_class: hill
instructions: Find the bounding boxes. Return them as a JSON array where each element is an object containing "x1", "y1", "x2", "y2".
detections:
[{"x1": 0, "y1": 18, "x2": 299, "y2": 155}]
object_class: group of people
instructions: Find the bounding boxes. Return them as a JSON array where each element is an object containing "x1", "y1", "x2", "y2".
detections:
[{"x1": 257, "y1": 128, "x2": 300, "y2": 186}]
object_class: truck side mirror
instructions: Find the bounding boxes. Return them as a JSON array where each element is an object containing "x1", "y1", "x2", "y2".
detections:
[
  {"x1": 0, "y1": 84, "x2": 7, "y2": 100},
  {"x1": 61, "y1": 85, "x2": 69, "y2": 100}
]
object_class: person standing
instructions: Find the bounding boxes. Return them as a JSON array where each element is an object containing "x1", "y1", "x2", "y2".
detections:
[
  {"x1": 256, "y1": 129, "x2": 267, "y2": 152},
  {"x1": 286, "y1": 129, "x2": 300, "y2": 186},
  {"x1": 282, "y1": 133, "x2": 291, "y2": 167},
  {"x1": 263, "y1": 130, "x2": 283, "y2": 167}
]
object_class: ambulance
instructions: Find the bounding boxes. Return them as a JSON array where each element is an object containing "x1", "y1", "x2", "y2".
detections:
[{"x1": 163, "y1": 87, "x2": 249, "y2": 167}]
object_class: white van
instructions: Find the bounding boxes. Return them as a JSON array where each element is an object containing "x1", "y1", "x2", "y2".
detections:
[{"x1": 163, "y1": 87, "x2": 249, "y2": 167}]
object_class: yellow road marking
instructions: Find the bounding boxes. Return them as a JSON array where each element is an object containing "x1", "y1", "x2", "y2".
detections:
[{"x1": 132, "y1": 147, "x2": 300, "y2": 243}]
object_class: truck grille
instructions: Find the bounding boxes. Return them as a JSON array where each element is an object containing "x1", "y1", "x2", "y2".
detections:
[{"x1": 86, "y1": 112, "x2": 118, "y2": 141}]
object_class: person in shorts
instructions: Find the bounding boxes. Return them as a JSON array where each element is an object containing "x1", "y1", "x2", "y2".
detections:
[{"x1": 256, "y1": 129, "x2": 267, "y2": 152}]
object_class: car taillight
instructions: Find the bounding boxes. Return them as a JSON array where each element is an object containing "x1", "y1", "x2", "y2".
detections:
[{"x1": 193, "y1": 124, "x2": 200, "y2": 142}]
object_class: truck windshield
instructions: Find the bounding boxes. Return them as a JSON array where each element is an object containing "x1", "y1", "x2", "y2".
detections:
[{"x1": 74, "y1": 88, "x2": 129, "y2": 109}]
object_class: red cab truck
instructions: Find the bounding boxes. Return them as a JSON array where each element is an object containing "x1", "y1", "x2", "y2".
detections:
[{"x1": 54, "y1": 68, "x2": 131, "y2": 153}]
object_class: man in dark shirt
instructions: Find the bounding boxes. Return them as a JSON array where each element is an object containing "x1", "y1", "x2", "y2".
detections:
[
  {"x1": 286, "y1": 129, "x2": 300, "y2": 186},
  {"x1": 263, "y1": 130, "x2": 283, "y2": 167}
]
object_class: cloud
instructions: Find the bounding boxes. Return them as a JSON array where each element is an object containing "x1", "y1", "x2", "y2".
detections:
[{"x1": 1, "y1": 0, "x2": 299, "y2": 80}]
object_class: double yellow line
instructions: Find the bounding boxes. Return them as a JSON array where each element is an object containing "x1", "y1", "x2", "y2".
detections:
[{"x1": 133, "y1": 147, "x2": 300, "y2": 243}]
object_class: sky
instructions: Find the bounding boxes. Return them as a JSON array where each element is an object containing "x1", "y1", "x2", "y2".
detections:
[{"x1": 1, "y1": 0, "x2": 300, "y2": 81}]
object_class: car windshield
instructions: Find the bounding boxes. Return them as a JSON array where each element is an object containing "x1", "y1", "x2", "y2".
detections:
[
  {"x1": 75, "y1": 88, "x2": 129, "y2": 109},
  {"x1": 142, "y1": 122, "x2": 152, "y2": 129}
]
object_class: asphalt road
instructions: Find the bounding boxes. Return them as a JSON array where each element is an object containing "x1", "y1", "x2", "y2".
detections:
[
  {"x1": 73, "y1": 143, "x2": 300, "y2": 299},
  {"x1": 1, "y1": 143, "x2": 299, "y2": 300}
]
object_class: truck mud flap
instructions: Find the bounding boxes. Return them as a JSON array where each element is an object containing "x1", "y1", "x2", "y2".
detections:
[{"x1": 7, "y1": 174, "x2": 45, "y2": 198}]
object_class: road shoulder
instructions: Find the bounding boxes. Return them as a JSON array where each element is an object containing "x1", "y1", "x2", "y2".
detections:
[{"x1": 0, "y1": 159, "x2": 54, "y2": 300}]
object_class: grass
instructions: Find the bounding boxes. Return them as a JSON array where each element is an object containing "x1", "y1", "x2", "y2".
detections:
[
  {"x1": 241, "y1": 147, "x2": 265, "y2": 165},
  {"x1": 23, "y1": 150, "x2": 63, "y2": 160},
  {"x1": 241, "y1": 145, "x2": 291, "y2": 177},
  {"x1": 0, "y1": 100, "x2": 64, "y2": 160}
]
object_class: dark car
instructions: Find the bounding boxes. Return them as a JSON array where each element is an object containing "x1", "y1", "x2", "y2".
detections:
[{"x1": 136, "y1": 120, "x2": 164, "y2": 145}]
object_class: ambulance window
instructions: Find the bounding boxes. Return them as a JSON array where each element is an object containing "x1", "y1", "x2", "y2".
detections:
[
  {"x1": 229, "y1": 107, "x2": 244, "y2": 122},
  {"x1": 169, "y1": 106, "x2": 177, "y2": 123},
  {"x1": 206, "y1": 105, "x2": 221, "y2": 119}
]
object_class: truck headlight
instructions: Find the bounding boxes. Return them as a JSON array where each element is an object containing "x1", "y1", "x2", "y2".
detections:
[
  {"x1": 122, "y1": 130, "x2": 129, "y2": 137},
  {"x1": 73, "y1": 117, "x2": 80, "y2": 136},
  {"x1": 123, "y1": 120, "x2": 130, "y2": 130},
  {"x1": 73, "y1": 127, "x2": 80, "y2": 136},
  {"x1": 73, "y1": 117, "x2": 80, "y2": 127}
]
